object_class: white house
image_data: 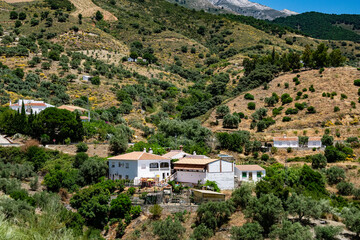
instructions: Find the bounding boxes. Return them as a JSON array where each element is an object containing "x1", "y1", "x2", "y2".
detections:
[
  {"x1": 173, "y1": 158, "x2": 234, "y2": 190},
  {"x1": 235, "y1": 165, "x2": 266, "y2": 182},
  {"x1": 82, "y1": 75, "x2": 92, "y2": 81},
  {"x1": 308, "y1": 137, "x2": 322, "y2": 148},
  {"x1": 273, "y1": 136, "x2": 299, "y2": 148},
  {"x1": 108, "y1": 150, "x2": 171, "y2": 184},
  {"x1": 10, "y1": 99, "x2": 54, "y2": 115}
]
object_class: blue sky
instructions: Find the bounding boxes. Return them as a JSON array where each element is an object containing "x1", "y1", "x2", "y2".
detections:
[{"x1": 255, "y1": 0, "x2": 360, "y2": 14}]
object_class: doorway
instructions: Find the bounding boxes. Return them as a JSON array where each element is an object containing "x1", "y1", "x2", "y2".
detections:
[{"x1": 249, "y1": 172, "x2": 253, "y2": 180}]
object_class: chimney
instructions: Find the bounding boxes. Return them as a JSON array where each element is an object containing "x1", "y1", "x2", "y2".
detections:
[
  {"x1": 143, "y1": 148, "x2": 146, "y2": 152},
  {"x1": 179, "y1": 145, "x2": 183, "y2": 151},
  {"x1": 149, "y1": 148, "x2": 153, "y2": 154},
  {"x1": 193, "y1": 151, "x2": 196, "y2": 156}
]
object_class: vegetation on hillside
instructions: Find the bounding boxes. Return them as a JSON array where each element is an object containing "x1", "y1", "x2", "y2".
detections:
[{"x1": 273, "y1": 12, "x2": 360, "y2": 42}]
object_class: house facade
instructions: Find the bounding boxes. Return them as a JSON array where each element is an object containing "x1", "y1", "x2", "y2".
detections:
[
  {"x1": 273, "y1": 136, "x2": 299, "y2": 148},
  {"x1": 308, "y1": 137, "x2": 322, "y2": 148},
  {"x1": 173, "y1": 158, "x2": 234, "y2": 190},
  {"x1": 10, "y1": 99, "x2": 54, "y2": 115},
  {"x1": 108, "y1": 151, "x2": 171, "y2": 184},
  {"x1": 235, "y1": 165, "x2": 266, "y2": 182}
]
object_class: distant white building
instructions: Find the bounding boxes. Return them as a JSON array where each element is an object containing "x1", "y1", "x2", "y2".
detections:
[
  {"x1": 308, "y1": 137, "x2": 322, "y2": 148},
  {"x1": 108, "y1": 150, "x2": 171, "y2": 184},
  {"x1": 273, "y1": 136, "x2": 299, "y2": 148},
  {"x1": 173, "y1": 158, "x2": 234, "y2": 190},
  {"x1": 10, "y1": 99, "x2": 54, "y2": 115},
  {"x1": 235, "y1": 165, "x2": 266, "y2": 182},
  {"x1": 82, "y1": 75, "x2": 92, "y2": 81}
]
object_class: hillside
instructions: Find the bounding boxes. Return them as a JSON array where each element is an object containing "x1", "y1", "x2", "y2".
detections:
[
  {"x1": 273, "y1": 12, "x2": 360, "y2": 42},
  {"x1": 205, "y1": 67, "x2": 360, "y2": 140}
]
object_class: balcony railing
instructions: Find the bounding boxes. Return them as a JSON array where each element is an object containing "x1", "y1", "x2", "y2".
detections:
[
  {"x1": 160, "y1": 167, "x2": 170, "y2": 171},
  {"x1": 149, "y1": 168, "x2": 159, "y2": 171}
]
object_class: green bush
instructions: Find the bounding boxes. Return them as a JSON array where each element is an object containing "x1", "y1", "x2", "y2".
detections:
[
  {"x1": 336, "y1": 181, "x2": 354, "y2": 196},
  {"x1": 326, "y1": 166, "x2": 345, "y2": 185},
  {"x1": 223, "y1": 114, "x2": 239, "y2": 129},
  {"x1": 354, "y1": 79, "x2": 360, "y2": 86},
  {"x1": 282, "y1": 116, "x2": 291, "y2": 122},
  {"x1": 153, "y1": 217, "x2": 185, "y2": 240},
  {"x1": 76, "y1": 142, "x2": 88, "y2": 153},
  {"x1": 334, "y1": 106, "x2": 340, "y2": 112},
  {"x1": 247, "y1": 102, "x2": 256, "y2": 110},
  {"x1": 244, "y1": 93, "x2": 254, "y2": 100},
  {"x1": 191, "y1": 224, "x2": 214, "y2": 240},
  {"x1": 149, "y1": 204, "x2": 163, "y2": 219},
  {"x1": 231, "y1": 222, "x2": 263, "y2": 240},
  {"x1": 216, "y1": 105, "x2": 230, "y2": 119},
  {"x1": 311, "y1": 154, "x2": 327, "y2": 169},
  {"x1": 314, "y1": 226, "x2": 342, "y2": 240},
  {"x1": 110, "y1": 193, "x2": 131, "y2": 218}
]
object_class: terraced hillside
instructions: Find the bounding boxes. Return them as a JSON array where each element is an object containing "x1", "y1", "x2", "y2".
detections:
[{"x1": 205, "y1": 67, "x2": 360, "y2": 140}]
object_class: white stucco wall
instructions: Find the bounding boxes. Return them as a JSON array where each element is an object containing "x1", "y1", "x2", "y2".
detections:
[
  {"x1": 108, "y1": 159, "x2": 171, "y2": 181},
  {"x1": 221, "y1": 160, "x2": 233, "y2": 172},
  {"x1": 208, "y1": 160, "x2": 220, "y2": 172},
  {"x1": 308, "y1": 141, "x2": 322, "y2": 148},
  {"x1": 274, "y1": 140, "x2": 299, "y2": 148},
  {"x1": 109, "y1": 160, "x2": 138, "y2": 180},
  {"x1": 205, "y1": 172, "x2": 234, "y2": 189},
  {"x1": 137, "y1": 159, "x2": 171, "y2": 181},
  {"x1": 235, "y1": 169, "x2": 266, "y2": 182},
  {"x1": 177, "y1": 171, "x2": 206, "y2": 184}
]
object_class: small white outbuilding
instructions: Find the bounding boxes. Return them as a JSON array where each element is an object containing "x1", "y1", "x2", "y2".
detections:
[{"x1": 235, "y1": 165, "x2": 266, "y2": 182}]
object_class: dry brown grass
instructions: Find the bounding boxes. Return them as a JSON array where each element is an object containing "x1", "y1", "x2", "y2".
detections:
[
  {"x1": 69, "y1": 0, "x2": 117, "y2": 21},
  {"x1": 3, "y1": 0, "x2": 34, "y2": 3}
]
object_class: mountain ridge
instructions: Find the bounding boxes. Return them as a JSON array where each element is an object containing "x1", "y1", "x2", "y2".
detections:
[{"x1": 168, "y1": 0, "x2": 297, "y2": 20}]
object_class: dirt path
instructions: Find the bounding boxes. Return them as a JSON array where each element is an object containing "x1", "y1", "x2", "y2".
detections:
[{"x1": 69, "y1": 0, "x2": 117, "y2": 21}]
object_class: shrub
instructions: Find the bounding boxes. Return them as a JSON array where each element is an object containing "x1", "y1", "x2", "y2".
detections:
[
  {"x1": 282, "y1": 116, "x2": 291, "y2": 122},
  {"x1": 307, "y1": 106, "x2": 316, "y2": 114},
  {"x1": 231, "y1": 184, "x2": 253, "y2": 209},
  {"x1": 192, "y1": 224, "x2": 214, "y2": 240},
  {"x1": 340, "y1": 94, "x2": 347, "y2": 100},
  {"x1": 326, "y1": 167, "x2": 345, "y2": 185},
  {"x1": 311, "y1": 154, "x2": 327, "y2": 169},
  {"x1": 244, "y1": 93, "x2": 254, "y2": 100},
  {"x1": 231, "y1": 222, "x2": 263, "y2": 240},
  {"x1": 149, "y1": 204, "x2": 163, "y2": 219},
  {"x1": 315, "y1": 226, "x2": 342, "y2": 240},
  {"x1": 74, "y1": 152, "x2": 88, "y2": 168},
  {"x1": 281, "y1": 93, "x2": 293, "y2": 105},
  {"x1": 351, "y1": 101, "x2": 356, "y2": 108},
  {"x1": 334, "y1": 106, "x2": 340, "y2": 112},
  {"x1": 261, "y1": 154, "x2": 269, "y2": 161},
  {"x1": 110, "y1": 193, "x2": 131, "y2": 218},
  {"x1": 153, "y1": 217, "x2": 185, "y2": 240},
  {"x1": 30, "y1": 176, "x2": 39, "y2": 191},
  {"x1": 247, "y1": 102, "x2": 256, "y2": 110},
  {"x1": 354, "y1": 79, "x2": 360, "y2": 86},
  {"x1": 127, "y1": 187, "x2": 136, "y2": 195},
  {"x1": 76, "y1": 142, "x2": 88, "y2": 153},
  {"x1": 216, "y1": 105, "x2": 229, "y2": 119},
  {"x1": 223, "y1": 114, "x2": 239, "y2": 129},
  {"x1": 336, "y1": 181, "x2": 354, "y2": 196}
]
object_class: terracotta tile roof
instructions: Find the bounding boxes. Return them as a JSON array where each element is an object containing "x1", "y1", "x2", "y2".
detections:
[
  {"x1": 11, "y1": 103, "x2": 46, "y2": 107},
  {"x1": 174, "y1": 158, "x2": 218, "y2": 165},
  {"x1": 273, "y1": 137, "x2": 298, "y2": 141},
  {"x1": 162, "y1": 150, "x2": 187, "y2": 158},
  {"x1": 108, "y1": 151, "x2": 169, "y2": 161},
  {"x1": 308, "y1": 137, "x2": 322, "y2": 141},
  {"x1": 80, "y1": 116, "x2": 89, "y2": 120},
  {"x1": 58, "y1": 105, "x2": 88, "y2": 112},
  {"x1": 235, "y1": 165, "x2": 265, "y2": 171},
  {"x1": 181, "y1": 155, "x2": 209, "y2": 159},
  {"x1": 174, "y1": 166, "x2": 205, "y2": 170},
  {"x1": 193, "y1": 189, "x2": 225, "y2": 195}
]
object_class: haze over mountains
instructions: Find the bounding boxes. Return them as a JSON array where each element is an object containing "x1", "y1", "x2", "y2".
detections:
[{"x1": 170, "y1": 0, "x2": 298, "y2": 20}]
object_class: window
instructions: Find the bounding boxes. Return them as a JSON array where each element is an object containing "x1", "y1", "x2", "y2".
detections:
[
  {"x1": 120, "y1": 162, "x2": 125, "y2": 167},
  {"x1": 119, "y1": 175, "x2": 122, "y2": 179},
  {"x1": 242, "y1": 172, "x2": 247, "y2": 178},
  {"x1": 149, "y1": 163, "x2": 159, "y2": 169},
  {"x1": 160, "y1": 162, "x2": 169, "y2": 168},
  {"x1": 112, "y1": 163, "x2": 115, "y2": 168},
  {"x1": 118, "y1": 162, "x2": 121, "y2": 167},
  {"x1": 257, "y1": 171, "x2": 262, "y2": 178},
  {"x1": 126, "y1": 163, "x2": 129, "y2": 168},
  {"x1": 141, "y1": 164, "x2": 146, "y2": 169},
  {"x1": 125, "y1": 175, "x2": 129, "y2": 179}
]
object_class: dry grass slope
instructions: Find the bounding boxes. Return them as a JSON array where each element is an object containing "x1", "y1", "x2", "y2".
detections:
[
  {"x1": 69, "y1": 0, "x2": 118, "y2": 21},
  {"x1": 205, "y1": 67, "x2": 360, "y2": 140}
]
